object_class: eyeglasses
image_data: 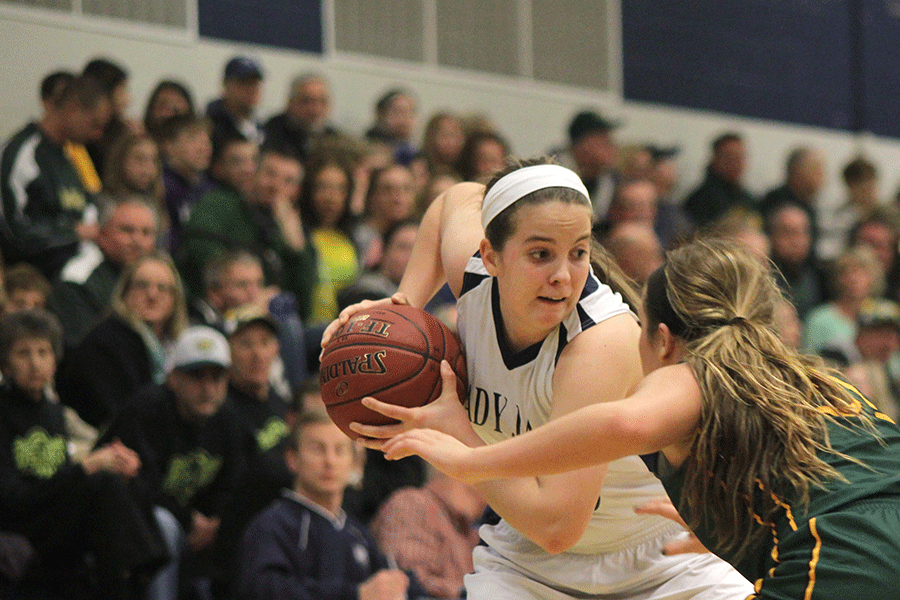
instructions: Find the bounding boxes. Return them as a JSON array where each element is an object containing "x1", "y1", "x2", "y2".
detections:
[{"x1": 130, "y1": 279, "x2": 176, "y2": 294}]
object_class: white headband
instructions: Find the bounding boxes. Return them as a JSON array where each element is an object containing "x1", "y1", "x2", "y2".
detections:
[{"x1": 480, "y1": 164, "x2": 591, "y2": 230}]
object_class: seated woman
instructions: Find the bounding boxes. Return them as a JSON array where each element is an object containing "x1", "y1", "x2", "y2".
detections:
[{"x1": 58, "y1": 251, "x2": 188, "y2": 428}]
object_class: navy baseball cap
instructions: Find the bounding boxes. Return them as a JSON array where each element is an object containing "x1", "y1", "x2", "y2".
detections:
[
  {"x1": 224, "y1": 56, "x2": 264, "y2": 81},
  {"x1": 568, "y1": 111, "x2": 620, "y2": 144}
]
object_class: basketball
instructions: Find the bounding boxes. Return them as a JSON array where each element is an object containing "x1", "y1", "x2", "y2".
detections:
[{"x1": 319, "y1": 304, "x2": 467, "y2": 440}]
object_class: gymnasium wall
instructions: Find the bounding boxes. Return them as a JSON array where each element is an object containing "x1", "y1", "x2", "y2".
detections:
[{"x1": 2, "y1": 0, "x2": 900, "y2": 207}]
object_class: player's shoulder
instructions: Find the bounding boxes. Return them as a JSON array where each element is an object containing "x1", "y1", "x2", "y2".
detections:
[{"x1": 562, "y1": 312, "x2": 640, "y2": 359}]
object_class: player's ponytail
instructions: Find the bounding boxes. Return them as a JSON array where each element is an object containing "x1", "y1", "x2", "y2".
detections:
[{"x1": 647, "y1": 238, "x2": 858, "y2": 559}]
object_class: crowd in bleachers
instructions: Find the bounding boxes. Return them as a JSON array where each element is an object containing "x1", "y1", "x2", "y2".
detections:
[{"x1": 1, "y1": 52, "x2": 900, "y2": 599}]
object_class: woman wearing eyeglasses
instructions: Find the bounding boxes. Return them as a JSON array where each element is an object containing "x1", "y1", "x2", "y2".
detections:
[{"x1": 58, "y1": 251, "x2": 188, "y2": 429}]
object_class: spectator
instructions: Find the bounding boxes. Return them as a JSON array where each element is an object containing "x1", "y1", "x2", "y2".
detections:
[
  {"x1": 158, "y1": 114, "x2": 214, "y2": 251},
  {"x1": 765, "y1": 202, "x2": 827, "y2": 320},
  {"x1": 206, "y1": 56, "x2": 265, "y2": 146},
  {"x1": 180, "y1": 147, "x2": 317, "y2": 321},
  {"x1": 850, "y1": 207, "x2": 900, "y2": 302},
  {"x1": 455, "y1": 130, "x2": 509, "y2": 184},
  {"x1": 208, "y1": 134, "x2": 259, "y2": 198},
  {"x1": 354, "y1": 164, "x2": 416, "y2": 269},
  {"x1": 618, "y1": 145, "x2": 653, "y2": 180},
  {"x1": 420, "y1": 111, "x2": 465, "y2": 177},
  {"x1": 365, "y1": 88, "x2": 419, "y2": 167},
  {"x1": 845, "y1": 299, "x2": 900, "y2": 420},
  {"x1": 223, "y1": 307, "x2": 292, "y2": 504},
  {"x1": 603, "y1": 177, "x2": 658, "y2": 235},
  {"x1": 682, "y1": 132, "x2": 755, "y2": 228},
  {"x1": 758, "y1": 147, "x2": 826, "y2": 257},
  {"x1": 82, "y1": 57, "x2": 133, "y2": 170},
  {"x1": 58, "y1": 252, "x2": 187, "y2": 428},
  {"x1": 340, "y1": 219, "x2": 419, "y2": 309},
  {"x1": 712, "y1": 211, "x2": 771, "y2": 263},
  {"x1": 371, "y1": 474, "x2": 484, "y2": 600},
  {"x1": 804, "y1": 244, "x2": 883, "y2": 357},
  {"x1": 263, "y1": 72, "x2": 343, "y2": 162},
  {"x1": 239, "y1": 411, "x2": 418, "y2": 600},
  {"x1": 0, "y1": 74, "x2": 111, "y2": 278},
  {"x1": 820, "y1": 155, "x2": 880, "y2": 260},
  {"x1": 3, "y1": 264, "x2": 50, "y2": 314},
  {"x1": 99, "y1": 326, "x2": 246, "y2": 600},
  {"x1": 646, "y1": 145, "x2": 693, "y2": 247},
  {"x1": 299, "y1": 154, "x2": 359, "y2": 323},
  {"x1": 194, "y1": 250, "x2": 316, "y2": 394},
  {"x1": 102, "y1": 132, "x2": 165, "y2": 210},
  {"x1": 144, "y1": 79, "x2": 195, "y2": 141},
  {"x1": 559, "y1": 110, "x2": 620, "y2": 221},
  {"x1": 0, "y1": 309, "x2": 166, "y2": 600},
  {"x1": 415, "y1": 170, "x2": 460, "y2": 219},
  {"x1": 49, "y1": 197, "x2": 159, "y2": 348},
  {"x1": 602, "y1": 222, "x2": 664, "y2": 287},
  {"x1": 773, "y1": 296, "x2": 803, "y2": 351},
  {"x1": 214, "y1": 307, "x2": 293, "y2": 595}
]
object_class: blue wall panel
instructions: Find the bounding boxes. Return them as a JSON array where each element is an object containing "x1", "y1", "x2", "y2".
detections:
[
  {"x1": 198, "y1": 0, "x2": 323, "y2": 53},
  {"x1": 622, "y1": 1, "x2": 855, "y2": 131},
  {"x1": 862, "y1": 0, "x2": 900, "y2": 138}
]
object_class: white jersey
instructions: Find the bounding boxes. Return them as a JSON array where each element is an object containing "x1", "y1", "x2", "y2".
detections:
[{"x1": 457, "y1": 253, "x2": 676, "y2": 554}]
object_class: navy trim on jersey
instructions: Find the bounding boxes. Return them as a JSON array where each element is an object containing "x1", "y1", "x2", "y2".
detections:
[
  {"x1": 555, "y1": 324, "x2": 568, "y2": 366},
  {"x1": 462, "y1": 271, "x2": 489, "y2": 296},
  {"x1": 491, "y1": 278, "x2": 542, "y2": 369},
  {"x1": 576, "y1": 304, "x2": 596, "y2": 332},
  {"x1": 639, "y1": 452, "x2": 659, "y2": 472},
  {"x1": 580, "y1": 271, "x2": 600, "y2": 299},
  {"x1": 460, "y1": 251, "x2": 488, "y2": 296}
]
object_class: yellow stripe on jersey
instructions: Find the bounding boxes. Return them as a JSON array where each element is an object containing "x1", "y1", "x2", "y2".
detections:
[{"x1": 804, "y1": 517, "x2": 821, "y2": 600}]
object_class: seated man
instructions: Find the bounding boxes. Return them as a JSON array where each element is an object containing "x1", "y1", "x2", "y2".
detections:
[
  {"x1": 100, "y1": 326, "x2": 246, "y2": 600},
  {"x1": 371, "y1": 474, "x2": 484, "y2": 600},
  {"x1": 213, "y1": 306, "x2": 294, "y2": 596},
  {"x1": 49, "y1": 197, "x2": 159, "y2": 348},
  {"x1": 193, "y1": 249, "x2": 318, "y2": 393},
  {"x1": 239, "y1": 411, "x2": 426, "y2": 600},
  {"x1": 0, "y1": 309, "x2": 165, "y2": 599}
]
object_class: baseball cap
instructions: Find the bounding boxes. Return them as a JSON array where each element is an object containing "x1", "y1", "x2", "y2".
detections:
[
  {"x1": 222, "y1": 305, "x2": 279, "y2": 338},
  {"x1": 224, "y1": 56, "x2": 264, "y2": 81},
  {"x1": 166, "y1": 326, "x2": 231, "y2": 374},
  {"x1": 857, "y1": 299, "x2": 900, "y2": 330},
  {"x1": 568, "y1": 111, "x2": 620, "y2": 144}
]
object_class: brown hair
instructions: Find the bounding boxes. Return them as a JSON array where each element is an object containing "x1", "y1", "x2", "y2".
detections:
[
  {"x1": 483, "y1": 157, "x2": 640, "y2": 310},
  {"x1": 103, "y1": 133, "x2": 164, "y2": 204}
]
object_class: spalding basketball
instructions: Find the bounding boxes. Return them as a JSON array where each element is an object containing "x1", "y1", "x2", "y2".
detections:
[{"x1": 320, "y1": 305, "x2": 467, "y2": 440}]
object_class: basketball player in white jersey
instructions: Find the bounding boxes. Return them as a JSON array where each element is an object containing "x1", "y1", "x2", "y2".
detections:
[{"x1": 324, "y1": 159, "x2": 752, "y2": 599}]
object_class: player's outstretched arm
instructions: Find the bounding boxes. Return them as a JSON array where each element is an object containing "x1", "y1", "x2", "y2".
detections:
[
  {"x1": 382, "y1": 363, "x2": 702, "y2": 483},
  {"x1": 352, "y1": 360, "x2": 483, "y2": 448}
]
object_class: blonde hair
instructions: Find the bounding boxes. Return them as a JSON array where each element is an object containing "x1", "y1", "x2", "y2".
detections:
[
  {"x1": 649, "y1": 238, "x2": 866, "y2": 558},
  {"x1": 110, "y1": 251, "x2": 188, "y2": 343}
]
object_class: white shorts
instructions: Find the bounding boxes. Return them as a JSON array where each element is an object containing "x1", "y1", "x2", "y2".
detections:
[{"x1": 465, "y1": 521, "x2": 753, "y2": 600}]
